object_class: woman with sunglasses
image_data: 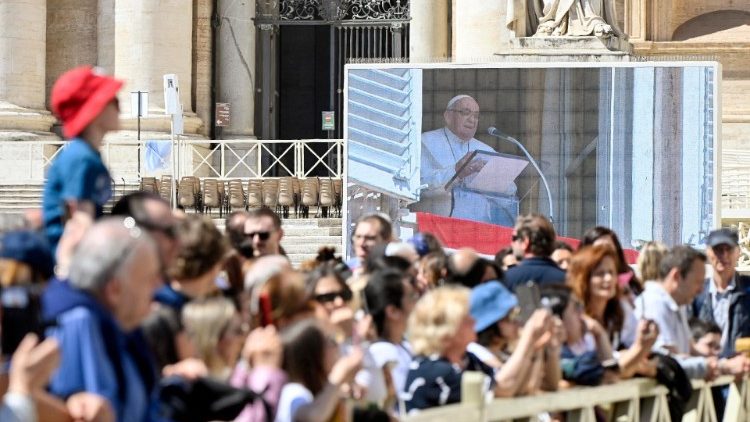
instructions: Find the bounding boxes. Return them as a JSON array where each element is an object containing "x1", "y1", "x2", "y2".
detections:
[
  {"x1": 305, "y1": 263, "x2": 356, "y2": 340},
  {"x1": 468, "y1": 281, "x2": 560, "y2": 397}
]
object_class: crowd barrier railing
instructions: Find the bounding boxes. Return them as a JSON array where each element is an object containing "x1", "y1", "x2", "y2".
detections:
[
  {"x1": 0, "y1": 138, "x2": 344, "y2": 183},
  {"x1": 403, "y1": 373, "x2": 749, "y2": 422}
]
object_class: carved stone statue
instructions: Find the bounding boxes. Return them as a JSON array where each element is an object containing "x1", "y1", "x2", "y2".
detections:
[{"x1": 507, "y1": 0, "x2": 625, "y2": 38}]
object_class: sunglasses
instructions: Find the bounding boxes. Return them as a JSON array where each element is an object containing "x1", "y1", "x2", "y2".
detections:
[
  {"x1": 315, "y1": 289, "x2": 353, "y2": 304},
  {"x1": 246, "y1": 231, "x2": 271, "y2": 241}
]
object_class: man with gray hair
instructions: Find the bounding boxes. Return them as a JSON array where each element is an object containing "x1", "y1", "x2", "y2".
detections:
[
  {"x1": 42, "y1": 217, "x2": 162, "y2": 421},
  {"x1": 412, "y1": 95, "x2": 517, "y2": 224}
]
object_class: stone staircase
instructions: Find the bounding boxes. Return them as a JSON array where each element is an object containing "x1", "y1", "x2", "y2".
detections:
[
  {"x1": 0, "y1": 183, "x2": 343, "y2": 268},
  {"x1": 0, "y1": 183, "x2": 141, "y2": 218},
  {"x1": 213, "y1": 217, "x2": 343, "y2": 267}
]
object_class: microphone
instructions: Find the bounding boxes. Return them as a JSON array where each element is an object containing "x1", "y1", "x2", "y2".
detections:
[{"x1": 487, "y1": 127, "x2": 554, "y2": 222}]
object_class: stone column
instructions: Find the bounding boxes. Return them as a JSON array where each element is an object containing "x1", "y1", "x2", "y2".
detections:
[
  {"x1": 216, "y1": 0, "x2": 257, "y2": 177},
  {"x1": 0, "y1": 0, "x2": 57, "y2": 182},
  {"x1": 109, "y1": 0, "x2": 205, "y2": 179},
  {"x1": 451, "y1": 0, "x2": 504, "y2": 61},
  {"x1": 46, "y1": 0, "x2": 99, "y2": 109},
  {"x1": 113, "y1": 0, "x2": 201, "y2": 135},
  {"x1": 194, "y1": 0, "x2": 214, "y2": 138},
  {"x1": 217, "y1": 0, "x2": 255, "y2": 139},
  {"x1": 408, "y1": 0, "x2": 450, "y2": 61},
  {"x1": 0, "y1": 0, "x2": 56, "y2": 139}
]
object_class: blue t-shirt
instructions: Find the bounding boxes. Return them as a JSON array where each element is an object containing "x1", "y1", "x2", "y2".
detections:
[
  {"x1": 47, "y1": 306, "x2": 152, "y2": 421},
  {"x1": 42, "y1": 138, "x2": 111, "y2": 251}
]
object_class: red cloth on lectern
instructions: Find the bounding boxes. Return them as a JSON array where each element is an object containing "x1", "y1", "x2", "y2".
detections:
[{"x1": 414, "y1": 212, "x2": 638, "y2": 264}]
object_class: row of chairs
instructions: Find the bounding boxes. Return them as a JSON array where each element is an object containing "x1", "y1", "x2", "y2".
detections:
[{"x1": 139, "y1": 176, "x2": 343, "y2": 218}]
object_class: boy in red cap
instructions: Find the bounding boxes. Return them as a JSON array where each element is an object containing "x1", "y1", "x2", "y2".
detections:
[{"x1": 42, "y1": 66, "x2": 123, "y2": 254}]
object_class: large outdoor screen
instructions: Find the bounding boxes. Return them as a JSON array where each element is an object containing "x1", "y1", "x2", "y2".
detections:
[{"x1": 344, "y1": 63, "x2": 720, "y2": 256}]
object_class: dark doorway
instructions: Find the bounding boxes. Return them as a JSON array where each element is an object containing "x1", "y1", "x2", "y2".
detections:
[{"x1": 278, "y1": 25, "x2": 333, "y2": 140}]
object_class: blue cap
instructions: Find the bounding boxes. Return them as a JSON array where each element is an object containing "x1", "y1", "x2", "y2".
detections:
[
  {"x1": 407, "y1": 233, "x2": 430, "y2": 257},
  {"x1": 470, "y1": 281, "x2": 518, "y2": 332},
  {"x1": 0, "y1": 231, "x2": 54, "y2": 279}
]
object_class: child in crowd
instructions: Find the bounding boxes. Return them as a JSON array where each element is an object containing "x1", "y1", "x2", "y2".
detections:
[
  {"x1": 43, "y1": 67, "x2": 122, "y2": 254},
  {"x1": 690, "y1": 318, "x2": 722, "y2": 358}
]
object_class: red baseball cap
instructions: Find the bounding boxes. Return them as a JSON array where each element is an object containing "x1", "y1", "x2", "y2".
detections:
[{"x1": 51, "y1": 66, "x2": 123, "y2": 139}]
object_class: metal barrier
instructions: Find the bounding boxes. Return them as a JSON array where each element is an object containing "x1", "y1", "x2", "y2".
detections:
[
  {"x1": 0, "y1": 138, "x2": 344, "y2": 183},
  {"x1": 403, "y1": 373, "x2": 749, "y2": 422}
]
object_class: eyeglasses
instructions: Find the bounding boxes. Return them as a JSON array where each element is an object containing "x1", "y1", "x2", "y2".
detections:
[
  {"x1": 315, "y1": 289, "x2": 353, "y2": 304},
  {"x1": 246, "y1": 231, "x2": 271, "y2": 241},
  {"x1": 448, "y1": 108, "x2": 480, "y2": 119}
]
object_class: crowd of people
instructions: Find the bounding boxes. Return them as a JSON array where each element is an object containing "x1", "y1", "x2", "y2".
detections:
[
  {"x1": 2, "y1": 201, "x2": 750, "y2": 421},
  {"x1": 1, "y1": 67, "x2": 749, "y2": 422}
]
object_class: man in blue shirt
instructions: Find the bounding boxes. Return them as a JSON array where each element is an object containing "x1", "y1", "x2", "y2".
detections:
[
  {"x1": 504, "y1": 214, "x2": 566, "y2": 291},
  {"x1": 43, "y1": 218, "x2": 162, "y2": 421},
  {"x1": 43, "y1": 66, "x2": 123, "y2": 253}
]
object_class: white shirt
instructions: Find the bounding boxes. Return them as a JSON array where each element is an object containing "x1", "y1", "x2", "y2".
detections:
[
  {"x1": 708, "y1": 275, "x2": 735, "y2": 350},
  {"x1": 634, "y1": 281, "x2": 692, "y2": 355},
  {"x1": 369, "y1": 340, "x2": 413, "y2": 395},
  {"x1": 411, "y1": 127, "x2": 498, "y2": 220},
  {"x1": 354, "y1": 346, "x2": 389, "y2": 406},
  {"x1": 275, "y1": 382, "x2": 313, "y2": 422}
]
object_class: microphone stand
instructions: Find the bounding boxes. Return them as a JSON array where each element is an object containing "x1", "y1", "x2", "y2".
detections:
[{"x1": 487, "y1": 127, "x2": 554, "y2": 223}]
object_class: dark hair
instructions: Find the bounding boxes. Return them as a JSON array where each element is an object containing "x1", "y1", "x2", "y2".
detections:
[
  {"x1": 514, "y1": 214, "x2": 556, "y2": 257},
  {"x1": 364, "y1": 243, "x2": 412, "y2": 275},
  {"x1": 364, "y1": 270, "x2": 407, "y2": 335},
  {"x1": 281, "y1": 318, "x2": 328, "y2": 394},
  {"x1": 225, "y1": 211, "x2": 249, "y2": 250},
  {"x1": 247, "y1": 207, "x2": 281, "y2": 230},
  {"x1": 580, "y1": 227, "x2": 628, "y2": 274},
  {"x1": 355, "y1": 213, "x2": 393, "y2": 242},
  {"x1": 689, "y1": 317, "x2": 721, "y2": 342},
  {"x1": 658, "y1": 246, "x2": 707, "y2": 280},
  {"x1": 446, "y1": 256, "x2": 489, "y2": 288},
  {"x1": 305, "y1": 261, "x2": 351, "y2": 299},
  {"x1": 494, "y1": 247, "x2": 514, "y2": 268},
  {"x1": 168, "y1": 215, "x2": 230, "y2": 280},
  {"x1": 111, "y1": 191, "x2": 168, "y2": 223},
  {"x1": 476, "y1": 323, "x2": 502, "y2": 348},
  {"x1": 539, "y1": 284, "x2": 573, "y2": 318},
  {"x1": 553, "y1": 240, "x2": 574, "y2": 253}
]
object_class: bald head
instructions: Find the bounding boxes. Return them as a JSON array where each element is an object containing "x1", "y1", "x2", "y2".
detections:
[{"x1": 450, "y1": 248, "x2": 479, "y2": 275}]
